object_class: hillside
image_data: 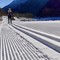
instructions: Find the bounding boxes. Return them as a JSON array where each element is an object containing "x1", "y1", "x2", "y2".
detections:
[
  {"x1": 3, "y1": 0, "x2": 60, "y2": 17},
  {"x1": 38, "y1": 0, "x2": 60, "y2": 17},
  {"x1": 3, "y1": 0, "x2": 48, "y2": 16},
  {"x1": 0, "y1": 8, "x2": 6, "y2": 16}
]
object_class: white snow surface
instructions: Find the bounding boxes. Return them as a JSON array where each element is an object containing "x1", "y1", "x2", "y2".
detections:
[
  {"x1": 1, "y1": 16, "x2": 60, "y2": 60},
  {"x1": 13, "y1": 17, "x2": 60, "y2": 59}
]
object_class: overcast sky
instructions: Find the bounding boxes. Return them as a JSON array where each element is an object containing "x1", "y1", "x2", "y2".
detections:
[{"x1": 0, "y1": 0, "x2": 13, "y2": 8}]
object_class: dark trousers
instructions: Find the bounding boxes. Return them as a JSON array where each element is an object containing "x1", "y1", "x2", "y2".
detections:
[{"x1": 8, "y1": 17, "x2": 12, "y2": 24}]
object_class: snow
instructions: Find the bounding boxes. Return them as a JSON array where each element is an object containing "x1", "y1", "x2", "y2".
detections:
[
  {"x1": 1, "y1": 16, "x2": 60, "y2": 60},
  {"x1": 13, "y1": 19, "x2": 60, "y2": 37},
  {"x1": 8, "y1": 24, "x2": 60, "y2": 60},
  {"x1": 15, "y1": 26, "x2": 60, "y2": 47}
]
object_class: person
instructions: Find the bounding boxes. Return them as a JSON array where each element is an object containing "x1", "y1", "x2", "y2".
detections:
[{"x1": 8, "y1": 8, "x2": 13, "y2": 24}]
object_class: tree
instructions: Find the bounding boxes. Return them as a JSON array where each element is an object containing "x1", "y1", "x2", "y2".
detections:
[{"x1": 0, "y1": 8, "x2": 6, "y2": 16}]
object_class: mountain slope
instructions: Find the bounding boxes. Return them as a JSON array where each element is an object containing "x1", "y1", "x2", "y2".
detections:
[
  {"x1": 3, "y1": 0, "x2": 49, "y2": 15},
  {"x1": 38, "y1": 0, "x2": 60, "y2": 17},
  {"x1": 3, "y1": 0, "x2": 60, "y2": 17}
]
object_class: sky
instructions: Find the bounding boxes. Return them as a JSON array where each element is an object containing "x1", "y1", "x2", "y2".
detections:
[{"x1": 0, "y1": 0, "x2": 13, "y2": 8}]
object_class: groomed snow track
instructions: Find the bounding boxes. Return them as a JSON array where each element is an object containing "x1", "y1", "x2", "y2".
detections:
[{"x1": 0, "y1": 24, "x2": 55, "y2": 60}]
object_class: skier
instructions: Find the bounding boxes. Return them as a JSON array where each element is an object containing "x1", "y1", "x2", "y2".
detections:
[{"x1": 8, "y1": 8, "x2": 13, "y2": 24}]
